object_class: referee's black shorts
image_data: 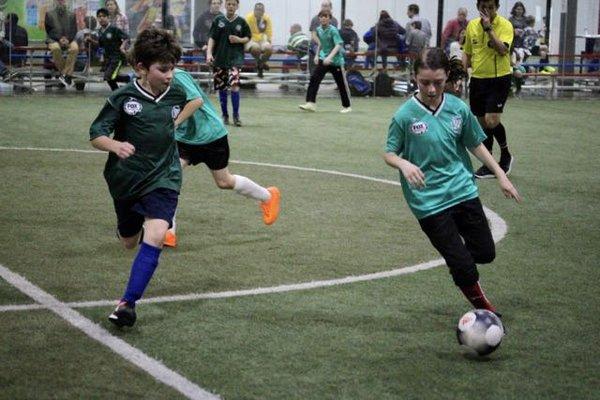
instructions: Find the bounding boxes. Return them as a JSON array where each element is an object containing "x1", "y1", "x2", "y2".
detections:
[{"x1": 469, "y1": 74, "x2": 511, "y2": 117}]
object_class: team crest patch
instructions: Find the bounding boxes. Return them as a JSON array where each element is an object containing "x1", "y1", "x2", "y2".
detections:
[
  {"x1": 451, "y1": 115, "x2": 463, "y2": 135},
  {"x1": 123, "y1": 98, "x2": 142, "y2": 116},
  {"x1": 410, "y1": 120, "x2": 428, "y2": 136},
  {"x1": 236, "y1": 24, "x2": 242, "y2": 32},
  {"x1": 106, "y1": 32, "x2": 112, "y2": 39},
  {"x1": 171, "y1": 105, "x2": 181, "y2": 119},
  {"x1": 218, "y1": 21, "x2": 225, "y2": 28}
]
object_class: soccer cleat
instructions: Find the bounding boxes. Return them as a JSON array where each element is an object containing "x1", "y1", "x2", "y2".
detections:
[
  {"x1": 108, "y1": 300, "x2": 136, "y2": 327},
  {"x1": 223, "y1": 115, "x2": 230, "y2": 125},
  {"x1": 340, "y1": 107, "x2": 352, "y2": 114},
  {"x1": 260, "y1": 186, "x2": 281, "y2": 225},
  {"x1": 474, "y1": 165, "x2": 495, "y2": 179},
  {"x1": 298, "y1": 102, "x2": 316, "y2": 112},
  {"x1": 58, "y1": 74, "x2": 73, "y2": 87},
  {"x1": 499, "y1": 155, "x2": 514, "y2": 177},
  {"x1": 233, "y1": 117, "x2": 242, "y2": 127},
  {"x1": 163, "y1": 230, "x2": 177, "y2": 248}
]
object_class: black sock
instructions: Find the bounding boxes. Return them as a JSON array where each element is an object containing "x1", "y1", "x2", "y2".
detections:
[{"x1": 493, "y1": 123, "x2": 511, "y2": 160}]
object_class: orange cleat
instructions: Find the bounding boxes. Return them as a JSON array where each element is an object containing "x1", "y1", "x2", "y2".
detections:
[
  {"x1": 163, "y1": 230, "x2": 177, "y2": 248},
  {"x1": 260, "y1": 186, "x2": 281, "y2": 225}
]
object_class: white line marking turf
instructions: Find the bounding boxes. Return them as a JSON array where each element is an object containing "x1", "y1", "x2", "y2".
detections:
[{"x1": 0, "y1": 145, "x2": 508, "y2": 399}]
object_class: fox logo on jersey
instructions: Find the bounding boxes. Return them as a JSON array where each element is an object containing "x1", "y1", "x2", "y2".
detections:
[
  {"x1": 123, "y1": 98, "x2": 142, "y2": 116},
  {"x1": 410, "y1": 121, "x2": 428, "y2": 136}
]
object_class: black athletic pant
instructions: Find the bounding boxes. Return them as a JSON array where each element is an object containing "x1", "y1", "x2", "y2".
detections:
[
  {"x1": 418, "y1": 197, "x2": 495, "y2": 287},
  {"x1": 306, "y1": 61, "x2": 351, "y2": 107}
]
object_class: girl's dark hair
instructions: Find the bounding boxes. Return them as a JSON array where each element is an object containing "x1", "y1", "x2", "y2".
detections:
[
  {"x1": 510, "y1": 2, "x2": 526, "y2": 16},
  {"x1": 413, "y1": 47, "x2": 451, "y2": 75},
  {"x1": 447, "y1": 56, "x2": 467, "y2": 84},
  {"x1": 130, "y1": 28, "x2": 182, "y2": 69}
]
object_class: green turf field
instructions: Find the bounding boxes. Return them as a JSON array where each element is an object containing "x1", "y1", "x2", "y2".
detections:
[{"x1": 0, "y1": 94, "x2": 599, "y2": 399}]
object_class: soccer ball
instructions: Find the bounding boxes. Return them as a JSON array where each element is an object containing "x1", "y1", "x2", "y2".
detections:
[{"x1": 456, "y1": 309, "x2": 505, "y2": 356}]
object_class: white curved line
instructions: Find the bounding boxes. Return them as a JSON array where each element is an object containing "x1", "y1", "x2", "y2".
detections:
[{"x1": 0, "y1": 145, "x2": 507, "y2": 312}]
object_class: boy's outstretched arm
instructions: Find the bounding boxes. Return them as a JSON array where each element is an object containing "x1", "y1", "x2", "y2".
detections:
[{"x1": 174, "y1": 98, "x2": 203, "y2": 129}]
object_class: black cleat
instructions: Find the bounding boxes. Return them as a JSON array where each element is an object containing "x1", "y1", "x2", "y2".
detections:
[
  {"x1": 108, "y1": 301, "x2": 136, "y2": 327},
  {"x1": 233, "y1": 117, "x2": 242, "y2": 127},
  {"x1": 223, "y1": 115, "x2": 230, "y2": 125},
  {"x1": 474, "y1": 165, "x2": 495, "y2": 179}
]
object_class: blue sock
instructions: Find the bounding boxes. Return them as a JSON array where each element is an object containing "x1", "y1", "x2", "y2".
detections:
[
  {"x1": 122, "y1": 242, "x2": 162, "y2": 305},
  {"x1": 231, "y1": 90, "x2": 240, "y2": 118},
  {"x1": 219, "y1": 90, "x2": 228, "y2": 117}
]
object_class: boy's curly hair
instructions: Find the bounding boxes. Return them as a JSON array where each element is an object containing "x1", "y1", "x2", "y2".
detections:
[{"x1": 130, "y1": 28, "x2": 182, "y2": 69}]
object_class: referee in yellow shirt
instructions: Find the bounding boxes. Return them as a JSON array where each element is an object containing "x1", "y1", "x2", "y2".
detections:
[{"x1": 463, "y1": 0, "x2": 514, "y2": 178}]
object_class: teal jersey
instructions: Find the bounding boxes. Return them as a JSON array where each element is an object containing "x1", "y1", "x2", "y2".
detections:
[
  {"x1": 316, "y1": 24, "x2": 345, "y2": 66},
  {"x1": 209, "y1": 14, "x2": 251, "y2": 68},
  {"x1": 385, "y1": 93, "x2": 486, "y2": 219},
  {"x1": 172, "y1": 68, "x2": 228, "y2": 145},
  {"x1": 89, "y1": 80, "x2": 187, "y2": 201}
]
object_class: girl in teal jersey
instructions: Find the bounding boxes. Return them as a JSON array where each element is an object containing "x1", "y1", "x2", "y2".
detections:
[{"x1": 384, "y1": 48, "x2": 521, "y2": 316}]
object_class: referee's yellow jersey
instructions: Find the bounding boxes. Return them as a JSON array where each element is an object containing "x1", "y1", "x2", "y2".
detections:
[{"x1": 463, "y1": 15, "x2": 514, "y2": 78}]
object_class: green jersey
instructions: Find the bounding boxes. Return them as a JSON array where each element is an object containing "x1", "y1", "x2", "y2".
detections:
[
  {"x1": 172, "y1": 68, "x2": 228, "y2": 145},
  {"x1": 209, "y1": 14, "x2": 251, "y2": 68},
  {"x1": 385, "y1": 94, "x2": 486, "y2": 219},
  {"x1": 316, "y1": 24, "x2": 344, "y2": 66},
  {"x1": 89, "y1": 80, "x2": 187, "y2": 201},
  {"x1": 97, "y1": 24, "x2": 128, "y2": 60}
]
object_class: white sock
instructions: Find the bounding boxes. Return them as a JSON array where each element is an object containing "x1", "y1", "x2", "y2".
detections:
[
  {"x1": 169, "y1": 211, "x2": 177, "y2": 234},
  {"x1": 233, "y1": 175, "x2": 270, "y2": 201}
]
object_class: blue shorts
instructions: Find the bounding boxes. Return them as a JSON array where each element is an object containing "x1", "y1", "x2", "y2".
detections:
[{"x1": 113, "y1": 188, "x2": 179, "y2": 238}]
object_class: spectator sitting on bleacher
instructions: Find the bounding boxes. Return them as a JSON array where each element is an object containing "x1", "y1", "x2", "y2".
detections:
[
  {"x1": 3, "y1": 13, "x2": 28, "y2": 66},
  {"x1": 509, "y1": 2, "x2": 528, "y2": 49},
  {"x1": 441, "y1": 7, "x2": 468, "y2": 55},
  {"x1": 93, "y1": 8, "x2": 130, "y2": 91},
  {"x1": 45, "y1": 0, "x2": 78, "y2": 87},
  {"x1": 522, "y1": 15, "x2": 539, "y2": 55},
  {"x1": 375, "y1": 10, "x2": 404, "y2": 70},
  {"x1": 245, "y1": 2, "x2": 273, "y2": 78},
  {"x1": 340, "y1": 19, "x2": 359, "y2": 68},
  {"x1": 193, "y1": 0, "x2": 222, "y2": 51},
  {"x1": 74, "y1": 16, "x2": 98, "y2": 54},
  {"x1": 406, "y1": 21, "x2": 428, "y2": 57},
  {"x1": 287, "y1": 23, "x2": 309, "y2": 59},
  {"x1": 105, "y1": 0, "x2": 130, "y2": 34}
]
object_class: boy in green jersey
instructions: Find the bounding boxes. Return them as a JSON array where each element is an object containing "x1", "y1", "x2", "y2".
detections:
[
  {"x1": 94, "y1": 8, "x2": 130, "y2": 91},
  {"x1": 89, "y1": 28, "x2": 188, "y2": 327},
  {"x1": 162, "y1": 68, "x2": 281, "y2": 247},
  {"x1": 299, "y1": 10, "x2": 351, "y2": 113},
  {"x1": 206, "y1": 0, "x2": 251, "y2": 127},
  {"x1": 384, "y1": 48, "x2": 521, "y2": 317}
]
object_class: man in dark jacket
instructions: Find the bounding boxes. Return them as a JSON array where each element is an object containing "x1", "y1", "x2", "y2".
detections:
[
  {"x1": 1, "y1": 13, "x2": 28, "y2": 67},
  {"x1": 44, "y1": 0, "x2": 78, "y2": 86}
]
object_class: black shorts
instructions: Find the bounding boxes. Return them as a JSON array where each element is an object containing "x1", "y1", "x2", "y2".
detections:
[
  {"x1": 469, "y1": 75, "x2": 511, "y2": 117},
  {"x1": 177, "y1": 135, "x2": 230, "y2": 170},
  {"x1": 113, "y1": 188, "x2": 179, "y2": 238},
  {"x1": 103, "y1": 57, "x2": 125, "y2": 82},
  {"x1": 418, "y1": 197, "x2": 495, "y2": 287}
]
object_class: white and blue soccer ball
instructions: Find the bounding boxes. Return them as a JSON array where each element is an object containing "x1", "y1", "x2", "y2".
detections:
[{"x1": 456, "y1": 309, "x2": 505, "y2": 356}]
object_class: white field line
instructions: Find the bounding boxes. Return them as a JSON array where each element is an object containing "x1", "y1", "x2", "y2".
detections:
[
  {"x1": 0, "y1": 263, "x2": 220, "y2": 400},
  {"x1": 0, "y1": 145, "x2": 507, "y2": 313}
]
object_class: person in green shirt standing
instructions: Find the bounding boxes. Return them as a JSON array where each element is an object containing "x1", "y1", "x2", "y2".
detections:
[
  {"x1": 89, "y1": 28, "x2": 188, "y2": 327},
  {"x1": 206, "y1": 0, "x2": 251, "y2": 127},
  {"x1": 162, "y1": 68, "x2": 281, "y2": 248},
  {"x1": 384, "y1": 48, "x2": 521, "y2": 317},
  {"x1": 94, "y1": 8, "x2": 130, "y2": 91},
  {"x1": 299, "y1": 10, "x2": 351, "y2": 114}
]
